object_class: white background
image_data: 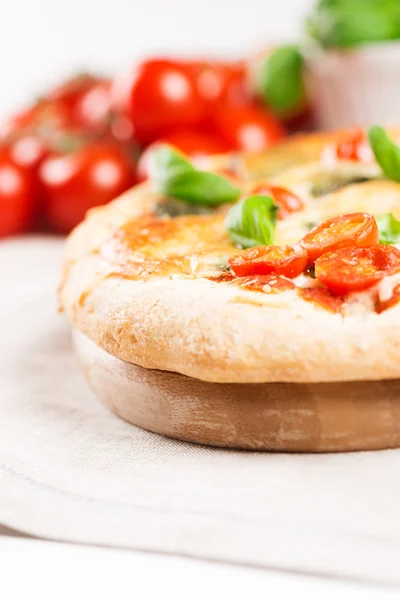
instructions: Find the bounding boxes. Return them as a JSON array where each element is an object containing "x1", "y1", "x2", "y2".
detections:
[{"x1": 2, "y1": 0, "x2": 311, "y2": 116}]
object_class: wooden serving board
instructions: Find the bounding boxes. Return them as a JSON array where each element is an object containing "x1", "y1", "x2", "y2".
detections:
[{"x1": 73, "y1": 330, "x2": 400, "y2": 452}]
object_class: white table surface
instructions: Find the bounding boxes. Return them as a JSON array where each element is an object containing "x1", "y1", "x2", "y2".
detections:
[{"x1": 0, "y1": 530, "x2": 398, "y2": 600}]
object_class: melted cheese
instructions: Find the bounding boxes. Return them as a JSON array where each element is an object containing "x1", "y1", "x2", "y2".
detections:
[
  {"x1": 102, "y1": 214, "x2": 240, "y2": 279},
  {"x1": 377, "y1": 272, "x2": 400, "y2": 303}
]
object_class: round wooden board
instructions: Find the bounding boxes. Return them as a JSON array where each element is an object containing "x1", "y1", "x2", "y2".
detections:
[{"x1": 73, "y1": 329, "x2": 400, "y2": 452}]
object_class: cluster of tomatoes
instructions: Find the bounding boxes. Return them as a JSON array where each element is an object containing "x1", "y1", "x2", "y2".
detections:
[{"x1": 0, "y1": 56, "x2": 304, "y2": 238}]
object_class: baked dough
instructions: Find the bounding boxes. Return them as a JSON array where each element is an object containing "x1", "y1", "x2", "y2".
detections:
[{"x1": 60, "y1": 129, "x2": 400, "y2": 384}]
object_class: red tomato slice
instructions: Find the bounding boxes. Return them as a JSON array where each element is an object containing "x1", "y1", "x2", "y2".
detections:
[
  {"x1": 315, "y1": 245, "x2": 400, "y2": 295},
  {"x1": 112, "y1": 59, "x2": 205, "y2": 144},
  {"x1": 251, "y1": 184, "x2": 304, "y2": 219},
  {"x1": 136, "y1": 131, "x2": 230, "y2": 181},
  {"x1": 321, "y1": 129, "x2": 373, "y2": 164},
  {"x1": 213, "y1": 104, "x2": 286, "y2": 152},
  {"x1": 228, "y1": 245, "x2": 308, "y2": 278},
  {"x1": 300, "y1": 213, "x2": 379, "y2": 263},
  {"x1": 0, "y1": 152, "x2": 35, "y2": 237},
  {"x1": 40, "y1": 141, "x2": 135, "y2": 233}
]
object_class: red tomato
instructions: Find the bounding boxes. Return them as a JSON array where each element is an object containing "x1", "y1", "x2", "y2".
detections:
[
  {"x1": 162, "y1": 130, "x2": 230, "y2": 157},
  {"x1": 0, "y1": 74, "x2": 103, "y2": 141},
  {"x1": 228, "y1": 245, "x2": 308, "y2": 278},
  {"x1": 321, "y1": 129, "x2": 373, "y2": 164},
  {"x1": 213, "y1": 104, "x2": 286, "y2": 152},
  {"x1": 9, "y1": 134, "x2": 48, "y2": 173},
  {"x1": 40, "y1": 142, "x2": 136, "y2": 233},
  {"x1": 74, "y1": 80, "x2": 112, "y2": 131},
  {"x1": 188, "y1": 61, "x2": 249, "y2": 111},
  {"x1": 39, "y1": 74, "x2": 109, "y2": 135},
  {"x1": 5, "y1": 100, "x2": 76, "y2": 139},
  {"x1": 300, "y1": 213, "x2": 379, "y2": 263},
  {"x1": 112, "y1": 59, "x2": 205, "y2": 144},
  {"x1": 0, "y1": 152, "x2": 35, "y2": 237},
  {"x1": 250, "y1": 184, "x2": 304, "y2": 219},
  {"x1": 315, "y1": 245, "x2": 400, "y2": 295},
  {"x1": 0, "y1": 106, "x2": 40, "y2": 140},
  {"x1": 48, "y1": 73, "x2": 99, "y2": 112},
  {"x1": 136, "y1": 131, "x2": 230, "y2": 182}
]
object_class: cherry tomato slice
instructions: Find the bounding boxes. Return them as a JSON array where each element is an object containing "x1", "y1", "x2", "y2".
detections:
[
  {"x1": 0, "y1": 152, "x2": 35, "y2": 237},
  {"x1": 40, "y1": 141, "x2": 135, "y2": 233},
  {"x1": 112, "y1": 59, "x2": 205, "y2": 144},
  {"x1": 228, "y1": 245, "x2": 308, "y2": 278},
  {"x1": 300, "y1": 213, "x2": 379, "y2": 263},
  {"x1": 213, "y1": 104, "x2": 286, "y2": 152},
  {"x1": 251, "y1": 184, "x2": 304, "y2": 219},
  {"x1": 321, "y1": 129, "x2": 373, "y2": 164},
  {"x1": 315, "y1": 245, "x2": 400, "y2": 295},
  {"x1": 136, "y1": 131, "x2": 230, "y2": 182}
]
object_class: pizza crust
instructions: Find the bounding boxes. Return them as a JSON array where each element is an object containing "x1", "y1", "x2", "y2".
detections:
[{"x1": 60, "y1": 242, "x2": 400, "y2": 383}]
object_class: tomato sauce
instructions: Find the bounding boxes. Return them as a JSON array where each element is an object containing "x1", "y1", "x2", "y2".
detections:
[{"x1": 298, "y1": 287, "x2": 344, "y2": 313}]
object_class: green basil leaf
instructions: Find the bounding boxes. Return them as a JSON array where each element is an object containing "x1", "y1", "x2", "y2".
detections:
[
  {"x1": 306, "y1": 2, "x2": 400, "y2": 48},
  {"x1": 377, "y1": 213, "x2": 400, "y2": 244},
  {"x1": 368, "y1": 126, "x2": 400, "y2": 183},
  {"x1": 148, "y1": 145, "x2": 194, "y2": 189},
  {"x1": 257, "y1": 45, "x2": 306, "y2": 118},
  {"x1": 225, "y1": 195, "x2": 278, "y2": 249},
  {"x1": 166, "y1": 171, "x2": 240, "y2": 206},
  {"x1": 149, "y1": 145, "x2": 240, "y2": 206}
]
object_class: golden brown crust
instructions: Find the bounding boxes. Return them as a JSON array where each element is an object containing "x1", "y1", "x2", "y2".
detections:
[{"x1": 60, "y1": 129, "x2": 400, "y2": 383}]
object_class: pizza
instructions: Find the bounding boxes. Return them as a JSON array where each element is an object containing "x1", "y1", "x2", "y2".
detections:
[{"x1": 59, "y1": 126, "x2": 400, "y2": 385}]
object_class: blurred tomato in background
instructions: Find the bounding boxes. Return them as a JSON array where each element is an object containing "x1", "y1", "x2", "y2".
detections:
[
  {"x1": 112, "y1": 59, "x2": 206, "y2": 144},
  {"x1": 0, "y1": 48, "x2": 311, "y2": 238},
  {"x1": 40, "y1": 140, "x2": 136, "y2": 233},
  {"x1": 0, "y1": 152, "x2": 36, "y2": 237}
]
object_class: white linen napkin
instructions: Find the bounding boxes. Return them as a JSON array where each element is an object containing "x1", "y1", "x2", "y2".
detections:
[{"x1": 1, "y1": 236, "x2": 400, "y2": 586}]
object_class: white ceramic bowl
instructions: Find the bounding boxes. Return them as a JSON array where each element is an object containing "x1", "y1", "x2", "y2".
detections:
[{"x1": 306, "y1": 41, "x2": 400, "y2": 130}]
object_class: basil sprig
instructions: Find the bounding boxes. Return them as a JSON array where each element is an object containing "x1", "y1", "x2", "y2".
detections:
[
  {"x1": 368, "y1": 126, "x2": 400, "y2": 183},
  {"x1": 257, "y1": 45, "x2": 306, "y2": 119},
  {"x1": 307, "y1": 0, "x2": 400, "y2": 48},
  {"x1": 377, "y1": 213, "x2": 400, "y2": 245},
  {"x1": 225, "y1": 195, "x2": 278, "y2": 249},
  {"x1": 149, "y1": 145, "x2": 240, "y2": 206}
]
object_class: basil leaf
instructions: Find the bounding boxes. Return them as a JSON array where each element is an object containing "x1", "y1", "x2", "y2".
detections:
[
  {"x1": 225, "y1": 195, "x2": 278, "y2": 249},
  {"x1": 166, "y1": 170, "x2": 240, "y2": 206},
  {"x1": 377, "y1": 213, "x2": 400, "y2": 244},
  {"x1": 257, "y1": 46, "x2": 306, "y2": 119},
  {"x1": 368, "y1": 126, "x2": 400, "y2": 183},
  {"x1": 149, "y1": 145, "x2": 194, "y2": 189},
  {"x1": 307, "y1": 2, "x2": 400, "y2": 48},
  {"x1": 149, "y1": 145, "x2": 240, "y2": 206}
]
